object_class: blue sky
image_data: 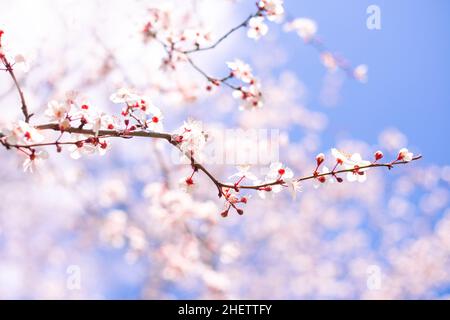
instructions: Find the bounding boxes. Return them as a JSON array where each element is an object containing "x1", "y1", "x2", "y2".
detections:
[{"x1": 278, "y1": 0, "x2": 450, "y2": 165}]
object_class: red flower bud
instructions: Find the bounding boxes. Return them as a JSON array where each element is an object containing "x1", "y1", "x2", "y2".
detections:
[
  {"x1": 374, "y1": 150, "x2": 383, "y2": 161},
  {"x1": 316, "y1": 153, "x2": 325, "y2": 166}
]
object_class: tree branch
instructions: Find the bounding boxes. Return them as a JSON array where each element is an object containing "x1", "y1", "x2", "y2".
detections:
[
  {"x1": 2, "y1": 123, "x2": 422, "y2": 195},
  {"x1": 1, "y1": 56, "x2": 32, "y2": 122}
]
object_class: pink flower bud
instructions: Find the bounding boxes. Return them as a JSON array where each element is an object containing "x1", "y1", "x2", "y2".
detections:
[
  {"x1": 374, "y1": 150, "x2": 383, "y2": 161},
  {"x1": 316, "y1": 153, "x2": 325, "y2": 166}
]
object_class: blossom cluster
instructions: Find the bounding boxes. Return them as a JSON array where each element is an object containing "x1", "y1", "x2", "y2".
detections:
[
  {"x1": 173, "y1": 118, "x2": 208, "y2": 162},
  {"x1": 141, "y1": 6, "x2": 212, "y2": 54},
  {"x1": 227, "y1": 59, "x2": 263, "y2": 110},
  {"x1": 0, "y1": 88, "x2": 165, "y2": 171},
  {"x1": 139, "y1": 3, "x2": 279, "y2": 112},
  {"x1": 246, "y1": 0, "x2": 285, "y2": 40}
]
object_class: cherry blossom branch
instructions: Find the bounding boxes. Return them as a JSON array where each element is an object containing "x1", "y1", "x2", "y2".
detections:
[
  {"x1": 189, "y1": 154, "x2": 423, "y2": 192},
  {"x1": 0, "y1": 118, "x2": 422, "y2": 217},
  {"x1": 2, "y1": 123, "x2": 423, "y2": 190},
  {"x1": 5, "y1": 122, "x2": 421, "y2": 191},
  {"x1": 228, "y1": 156, "x2": 423, "y2": 189},
  {"x1": 148, "y1": 8, "x2": 266, "y2": 94}
]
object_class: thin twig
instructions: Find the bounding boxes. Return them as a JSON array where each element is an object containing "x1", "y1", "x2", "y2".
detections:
[
  {"x1": 1, "y1": 57, "x2": 32, "y2": 122},
  {"x1": 182, "y1": 12, "x2": 259, "y2": 54}
]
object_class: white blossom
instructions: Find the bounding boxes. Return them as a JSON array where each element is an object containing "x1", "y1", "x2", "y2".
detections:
[
  {"x1": 4, "y1": 121, "x2": 44, "y2": 145},
  {"x1": 354, "y1": 64, "x2": 368, "y2": 83},
  {"x1": 321, "y1": 52, "x2": 338, "y2": 71},
  {"x1": 110, "y1": 88, "x2": 141, "y2": 104},
  {"x1": 45, "y1": 100, "x2": 70, "y2": 123},
  {"x1": 284, "y1": 18, "x2": 317, "y2": 41},
  {"x1": 175, "y1": 119, "x2": 207, "y2": 157},
  {"x1": 182, "y1": 29, "x2": 212, "y2": 48},
  {"x1": 398, "y1": 148, "x2": 414, "y2": 162},
  {"x1": 232, "y1": 82, "x2": 263, "y2": 111},
  {"x1": 144, "y1": 105, "x2": 164, "y2": 132},
  {"x1": 227, "y1": 59, "x2": 254, "y2": 83},
  {"x1": 228, "y1": 165, "x2": 258, "y2": 181},
  {"x1": 267, "y1": 162, "x2": 294, "y2": 181},
  {"x1": 68, "y1": 134, "x2": 109, "y2": 159},
  {"x1": 259, "y1": 0, "x2": 284, "y2": 22},
  {"x1": 22, "y1": 150, "x2": 48, "y2": 173},
  {"x1": 178, "y1": 176, "x2": 196, "y2": 193},
  {"x1": 345, "y1": 153, "x2": 371, "y2": 183},
  {"x1": 285, "y1": 178, "x2": 302, "y2": 199},
  {"x1": 247, "y1": 17, "x2": 268, "y2": 40},
  {"x1": 331, "y1": 148, "x2": 349, "y2": 165}
]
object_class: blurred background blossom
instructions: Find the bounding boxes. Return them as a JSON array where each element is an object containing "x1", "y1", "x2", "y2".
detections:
[{"x1": 0, "y1": 0, "x2": 449, "y2": 299}]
